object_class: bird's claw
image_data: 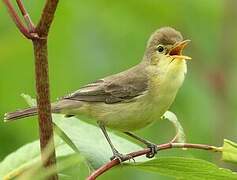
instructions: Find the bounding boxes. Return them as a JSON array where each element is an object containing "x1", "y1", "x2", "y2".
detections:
[
  {"x1": 146, "y1": 143, "x2": 158, "y2": 158},
  {"x1": 110, "y1": 152, "x2": 134, "y2": 163}
]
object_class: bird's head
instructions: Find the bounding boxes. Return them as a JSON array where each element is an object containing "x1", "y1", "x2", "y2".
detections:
[{"x1": 144, "y1": 27, "x2": 191, "y2": 69}]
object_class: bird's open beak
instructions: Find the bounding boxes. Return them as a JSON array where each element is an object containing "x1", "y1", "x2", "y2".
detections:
[{"x1": 169, "y1": 40, "x2": 191, "y2": 60}]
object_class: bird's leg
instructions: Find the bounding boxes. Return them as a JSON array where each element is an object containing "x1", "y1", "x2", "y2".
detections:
[
  {"x1": 98, "y1": 123, "x2": 131, "y2": 162},
  {"x1": 124, "y1": 132, "x2": 158, "y2": 158}
]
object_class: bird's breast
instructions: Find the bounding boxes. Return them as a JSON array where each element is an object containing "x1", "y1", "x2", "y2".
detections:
[{"x1": 148, "y1": 60, "x2": 187, "y2": 117}]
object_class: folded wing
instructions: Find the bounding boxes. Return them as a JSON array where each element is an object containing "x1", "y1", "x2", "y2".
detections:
[{"x1": 63, "y1": 64, "x2": 148, "y2": 104}]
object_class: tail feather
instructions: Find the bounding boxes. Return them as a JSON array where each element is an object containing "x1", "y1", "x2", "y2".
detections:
[
  {"x1": 4, "y1": 107, "x2": 38, "y2": 122},
  {"x1": 4, "y1": 99, "x2": 82, "y2": 122}
]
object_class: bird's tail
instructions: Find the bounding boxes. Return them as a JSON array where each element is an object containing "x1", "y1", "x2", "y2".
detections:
[
  {"x1": 4, "y1": 99, "x2": 82, "y2": 122},
  {"x1": 4, "y1": 107, "x2": 38, "y2": 122}
]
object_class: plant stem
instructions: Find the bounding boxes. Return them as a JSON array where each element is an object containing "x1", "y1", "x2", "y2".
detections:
[
  {"x1": 87, "y1": 142, "x2": 222, "y2": 180},
  {"x1": 36, "y1": 0, "x2": 59, "y2": 37},
  {"x1": 32, "y1": 1, "x2": 59, "y2": 179},
  {"x1": 16, "y1": 0, "x2": 35, "y2": 32},
  {"x1": 32, "y1": 38, "x2": 57, "y2": 180},
  {"x1": 2, "y1": 0, "x2": 33, "y2": 39},
  {"x1": 3, "y1": 0, "x2": 59, "y2": 179}
]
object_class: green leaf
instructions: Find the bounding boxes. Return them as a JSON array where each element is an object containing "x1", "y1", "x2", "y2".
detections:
[
  {"x1": 222, "y1": 139, "x2": 237, "y2": 164},
  {"x1": 162, "y1": 111, "x2": 186, "y2": 143},
  {"x1": 21, "y1": 93, "x2": 37, "y2": 107},
  {"x1": 54, "y1": 123, "x2": 80, "y2": 153},
  {"x1": 19, "y1": 154, "x2": 84, "y2": 180},
  {"x1": 23, "y1": 94, "x2": 147, "y2": 170},
  {"x1": 53, "y1": 114, "x2": 146, "y2": 170},
  {"x1": 0, "y1": 136, "x2": 75, "y2": 180},
  {"x1": 129, "y1": 157, "x2": 237, "y2": 180}
]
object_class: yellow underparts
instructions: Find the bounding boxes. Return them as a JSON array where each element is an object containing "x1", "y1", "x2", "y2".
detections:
[{"x1": 70, "y1": 58, "x2": 187, "y2": 131}]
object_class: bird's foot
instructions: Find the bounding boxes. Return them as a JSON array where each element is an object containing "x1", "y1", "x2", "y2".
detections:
[
  {"x1": 146, "y1": 143, "x2": 159, "y2": 158},
  {"x1": 110, "y1": 151, "x2": 134, "y2": 163}
]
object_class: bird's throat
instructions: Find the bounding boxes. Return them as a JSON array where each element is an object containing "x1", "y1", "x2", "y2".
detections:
[{"x1": 148, "y1": 59, "x2": 187, "y2": 115}]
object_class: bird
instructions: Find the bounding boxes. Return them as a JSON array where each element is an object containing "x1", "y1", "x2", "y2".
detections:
[{"x1": 4, "y1": 27, "x2": 191, "y2": 161}]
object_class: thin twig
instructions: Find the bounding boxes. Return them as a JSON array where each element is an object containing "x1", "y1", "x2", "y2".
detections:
[
  {"x1": 16, "y1": 0, "x2": 35, "y2": 32},
  {"x1": 2, "y1": 0, "x2": 33, "y2": 39},
  {"x1": 87, "y1": 142, "x2": 222, "y2": 180}
]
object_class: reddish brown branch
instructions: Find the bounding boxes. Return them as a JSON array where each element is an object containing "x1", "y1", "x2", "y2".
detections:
[
  {"x1": 87, "y1": 142, "x2": 222, "y2": 180},
  {"x1": 3, "y1": 0, "x2": 33, "y2": 39},
  {"x1": 16, "y1": 0, "x2": 27, "y2": 15},
  {"x1": 36, "y1": 0, "x2": 59, "y2": 37},
  {"x1": 16, "y1": 0, "x2": 35, "y2": 32},
  {"x1": 32, "y1": 1, "x2": 59, "y2": 179},
  {"x1": 32, "y1": 39, "x2": 57, "y2": 180},
  {"x1": 4, "y1": 0, "x2": 59, "y2": 179}
]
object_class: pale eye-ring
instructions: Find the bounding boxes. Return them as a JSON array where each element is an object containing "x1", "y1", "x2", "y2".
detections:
[{"x1": 156, "y1": 45, "x2": 165, "y2": 53}]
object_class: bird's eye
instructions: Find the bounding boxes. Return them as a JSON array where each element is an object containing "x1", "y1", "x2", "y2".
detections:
[{"x1": 156, "y1": 45, "x2": 165, "y2": 53}]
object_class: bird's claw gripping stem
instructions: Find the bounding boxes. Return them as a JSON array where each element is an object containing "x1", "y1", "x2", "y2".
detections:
[
  {"x1": 146, "y1": 143, "x2": 159, "y2": 158},
  {"x1": 110, "y1": 150, "x2": 134, "y2": 163}
]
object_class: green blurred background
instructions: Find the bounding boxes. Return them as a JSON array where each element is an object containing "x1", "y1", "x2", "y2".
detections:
[{"x1": 1, "y1": 0, "x2": 237, "y2": 179}]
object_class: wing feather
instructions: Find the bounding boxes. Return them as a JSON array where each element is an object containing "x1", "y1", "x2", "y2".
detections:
[{"x1": 63, "y1": 64, "x2": 148, "y2": 104}]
